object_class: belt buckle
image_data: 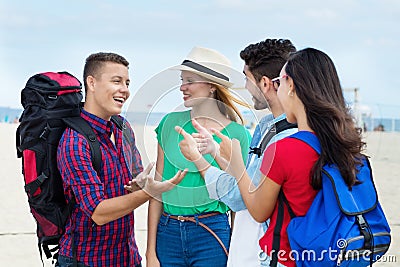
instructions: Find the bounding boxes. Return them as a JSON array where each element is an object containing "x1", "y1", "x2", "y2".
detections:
[{"x1": 177, "y1": 215, "x2": 185, "y2": 222}]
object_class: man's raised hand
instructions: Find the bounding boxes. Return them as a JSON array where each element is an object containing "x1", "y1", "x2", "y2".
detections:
[{"x1": 211, "y1": 128, "x2": 243, "y2": 174}]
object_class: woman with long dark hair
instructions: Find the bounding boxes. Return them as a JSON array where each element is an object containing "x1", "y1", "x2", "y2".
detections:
[{"x1": 213, "y1": 48, "x2": 365, "y2": 267}]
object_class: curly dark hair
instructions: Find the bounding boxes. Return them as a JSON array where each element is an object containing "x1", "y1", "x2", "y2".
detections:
[
  {"x1": 285, "y1": 48, "x2": 366, "y2": 189},
  {"x1": 240, "y1": 39, "x2": 296, "y2": 81},
  {"x1": 83, "y1": 52, "x2": 129, "y2": 90}
]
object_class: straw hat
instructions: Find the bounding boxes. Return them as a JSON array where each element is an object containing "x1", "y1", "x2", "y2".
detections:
[{"x1": 173, "y1": 46, "x2": 234, "y2": 88}]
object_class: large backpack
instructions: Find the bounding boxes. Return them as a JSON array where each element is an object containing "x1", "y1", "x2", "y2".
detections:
[
  {"x1": 272, "y1": 131, "x2": 391, "y2": 267},
  {"x1": 15, "y1": 72, "x2": 125, "y2": 263}
]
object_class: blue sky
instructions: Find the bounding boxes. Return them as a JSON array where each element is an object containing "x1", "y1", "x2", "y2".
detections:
[{"x1": 1, "y1": 0, "x2": 399, "y2": 117}]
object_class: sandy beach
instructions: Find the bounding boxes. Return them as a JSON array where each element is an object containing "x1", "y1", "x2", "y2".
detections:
[{"x1": 1, "y1": 122, "x2": 398, "y2": 266}]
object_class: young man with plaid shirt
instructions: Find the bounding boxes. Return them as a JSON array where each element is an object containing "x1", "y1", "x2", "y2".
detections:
[{"x1": 56, "y1": 52, "x2": 186, "y2": 267}]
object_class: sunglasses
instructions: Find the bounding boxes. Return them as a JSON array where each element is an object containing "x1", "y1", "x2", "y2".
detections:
[{"x1": 271, "y1": 74, "x2": 288, "y2": 90}]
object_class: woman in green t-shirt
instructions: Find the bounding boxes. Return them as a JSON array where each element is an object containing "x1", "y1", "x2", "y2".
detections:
[{"x1": 146, "y1": 47, "x2": 251, "y2": 267}]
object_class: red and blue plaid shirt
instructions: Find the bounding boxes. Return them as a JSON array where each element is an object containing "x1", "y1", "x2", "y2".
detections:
[{"x1": 57, "y1": 109, "x2": 143, "y2": 266}]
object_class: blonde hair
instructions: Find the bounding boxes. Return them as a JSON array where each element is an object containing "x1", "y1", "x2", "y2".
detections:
[{"x1": 212, "y1": 84, "x2": 250, "y2": 124}]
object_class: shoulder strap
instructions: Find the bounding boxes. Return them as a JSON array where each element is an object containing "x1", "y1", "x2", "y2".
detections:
[
  {"x1": 270, "y1": 191, "x2": 296, "y2": 267},
  {"x1": 249, "y1": 119, "x2": 297, "y2": 158},
  {"x1": 289, "y1": 131, "x2": 321, "y2": 154},
  {"x1": 63, "y1": 116, "x2": 98, "y2": 267},
  {"x1": 110, "y1": 115, "x2": 125, "y2": 130},
  {"x1": 16, "y1": 125, "x2": 23, "y2": 158},
  {"x1": 111, "y1": 115, "x2": 132, "y2": 147},
  {"x1": 63, "y1": 117, "x2": 102, "y2": 173}
]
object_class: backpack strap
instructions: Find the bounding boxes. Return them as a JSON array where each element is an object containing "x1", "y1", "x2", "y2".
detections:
[
  {"x1": 270, "y1": 191, "x2": 296, "y2": 267},
  {"x1": 16, "y1": 128, "x2": 43, "y2": 156},
  {"x1": 110, "y1": 115, "x2": 125, "y2": 130},
  {"x1": 111, "y1": 115, "x2": 135, "y2": 153},
  {"x1": 64, "y1": 115, "x2": 130, "y2": 174},
  {"x1": 62, "y1": 116, "x2": 100, "y2": 267},
  {"x1": 271, "y1": 132, "x2": 322, "y2": 267},
  {"x1": 270, "y1": 191, "x2": 287, "y2": 267},
  {"x1": 111, "y1": 115, "x2": 133, "y2": 144},
  {"x1": 16, "y1": 125, "x2": 23, "y2": 158},
  {"x1": 249, "y1": 119, "x2": 297, "y2": 158},
  {"x1": 63, "y1": 117, "x2": 102, "y2": 173},
  {"x1": 254, "y1": 120, "x2": 297, "y2": 267},
  {"x1": 289, "y1": 131, "x2": 321, "y2": 155}
]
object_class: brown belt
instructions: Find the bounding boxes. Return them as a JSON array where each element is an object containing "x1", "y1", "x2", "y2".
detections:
[{"x1": 162, "y1": 212, "x2": 229, "y2": 257}]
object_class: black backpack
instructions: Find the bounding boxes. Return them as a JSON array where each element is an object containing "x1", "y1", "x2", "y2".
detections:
[{"x1": 16, "y1": 71, "x2": 125, "y2": 263}]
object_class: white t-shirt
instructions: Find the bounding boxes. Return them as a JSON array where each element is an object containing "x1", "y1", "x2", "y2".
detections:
[{"x1": 227, "y1": 209, "x2": 265, "y2": 267}]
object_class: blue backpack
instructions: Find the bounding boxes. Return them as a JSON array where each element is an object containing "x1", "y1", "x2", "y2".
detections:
[{"x1": 272, "y1": 131, "x2": 391, "y2": 267}]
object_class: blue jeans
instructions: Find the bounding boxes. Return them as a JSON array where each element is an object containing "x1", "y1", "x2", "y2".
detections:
[
  {"x1": 156, "y1": 212, "x2": 230, "y2": 267},
  {"x1": 55, "y1": 255, "x2": 89, "y2": 267},
  {"x1": 55, "y1": 255, "x2": 142, "y2": 267}
]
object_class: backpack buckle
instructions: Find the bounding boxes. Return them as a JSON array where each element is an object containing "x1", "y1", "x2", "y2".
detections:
[
  {"x1": 249, "y1": 147, "x2": 262, "y2": 158},
  {"x1": 356, "y1": 214, "x2": 367, "y2": 229},
  {"x1": 39, "y1": 127, "x2": 49, "y2": 140}
]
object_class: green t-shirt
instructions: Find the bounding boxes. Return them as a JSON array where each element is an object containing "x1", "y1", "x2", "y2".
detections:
[{"x1": 155, "y1": 110, "x2": 251, "y2": 215}]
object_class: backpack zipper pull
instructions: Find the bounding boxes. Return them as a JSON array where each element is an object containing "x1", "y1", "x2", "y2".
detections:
[{"x1": 336, "y1": 252, "x2": 343, "y2": 266}]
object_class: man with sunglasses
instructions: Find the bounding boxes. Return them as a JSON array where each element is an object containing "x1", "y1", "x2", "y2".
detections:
[
  {"x1": 178, "y1": 39, "x2": 298, "y2": 266},
  {"x1": 271, "y1": 74, "x2": 289, "y2": 89}
]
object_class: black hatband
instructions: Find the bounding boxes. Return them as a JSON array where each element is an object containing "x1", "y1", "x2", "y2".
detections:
[{"x1": 181, "y1": 60, "x2": 229, "y2": 82}]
